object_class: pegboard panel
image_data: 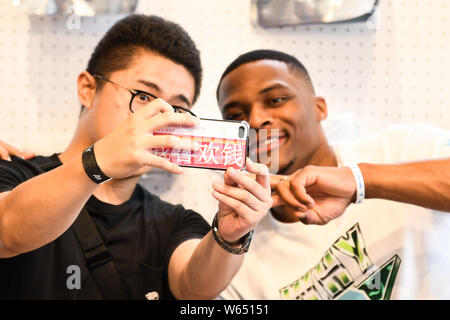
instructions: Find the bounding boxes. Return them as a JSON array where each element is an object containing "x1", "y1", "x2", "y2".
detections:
[{"x1": 0, "y1": 0, "x2": 449, "y2": 217}]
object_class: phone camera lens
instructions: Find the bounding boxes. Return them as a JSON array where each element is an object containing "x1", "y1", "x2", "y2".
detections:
[{"x1": 238, "y1": 126, "x2": 245, "y2": 138}]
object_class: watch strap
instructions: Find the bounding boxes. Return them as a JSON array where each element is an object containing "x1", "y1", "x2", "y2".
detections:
[
  {"x1": 82, "y1": 145, "x2": 112, "y2": 184},
  {"x1": 211, "y1": 213, "x2": 254, "y2": 255}
]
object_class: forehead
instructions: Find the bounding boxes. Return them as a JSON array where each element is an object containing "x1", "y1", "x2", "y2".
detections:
[
  {"x1": 113, "y1": 50, "x2": 196, "y2": 104},
  {"x1": 218, "y1": 60, "x2": 302, "y2": 104}
]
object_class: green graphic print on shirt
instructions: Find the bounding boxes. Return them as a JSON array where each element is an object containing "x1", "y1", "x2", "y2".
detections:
[{"x1": 279, "y1": 223, "x2": 401, "y2": 300}]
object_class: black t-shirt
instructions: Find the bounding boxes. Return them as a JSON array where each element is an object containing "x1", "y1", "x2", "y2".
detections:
[{"x1": 0, "y1": 154, "x2": 210, "y2": 299}]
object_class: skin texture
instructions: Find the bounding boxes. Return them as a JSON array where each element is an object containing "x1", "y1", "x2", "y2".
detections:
[
  {"x1": 218, "y1": 60, "x2": 337, "y2": 222},
  {"x1": 218, "y1": 59, "x2": 450, "y2": 223},
  {"x1": 0, "y1": 49, "x2": 272, "y2": 300},
  {"x1": 0, "y1": 141, "x2": 34, "y2": 161}
]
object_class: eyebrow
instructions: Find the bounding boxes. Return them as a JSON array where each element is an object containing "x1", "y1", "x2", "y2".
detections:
[
  {"x1": 222, "y1": 100, "x2": 241, "y2": 116},
  {"x1": 258, "y1": 83, "x2": 289, "y2": 94},
  {"x1": 137, "y1": 79, "x2": 161, "y2": 92},
  {"x1": 137, "y1": 79, "x2": 191, "y2": 107},
  {"x1": 222, "y1": 83, "x2": 289, "y2": 114}
]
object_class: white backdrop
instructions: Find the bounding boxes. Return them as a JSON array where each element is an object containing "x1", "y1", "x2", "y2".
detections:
[{"x1": 0, "y1": 0, "x2": 449, "y2": 222}]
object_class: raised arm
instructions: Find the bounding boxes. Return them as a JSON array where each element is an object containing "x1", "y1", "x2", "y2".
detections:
[
  {"x1": 0, "y1": 100, "x2": 198, "y2": 257},
  {"x1": 270, "y1": 158, "x2": 450, "y2": 225},
  {"x1": 168, "y1": 159, "x2": 272, "y2": 299},
  {"x1": 359, "y1": 158, "x2": 450, "y2": 211}
]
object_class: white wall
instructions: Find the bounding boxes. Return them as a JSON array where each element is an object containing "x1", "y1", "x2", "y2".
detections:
[{"x1": 0, "y1": 0, "x2": 449, "y2": 221}]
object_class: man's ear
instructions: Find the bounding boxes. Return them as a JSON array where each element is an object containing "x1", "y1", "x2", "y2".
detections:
[
  {"x1": 77, "y1": 71, "x2": 97, "y2": 111},
  {"x1": 313, "y1": 96, "x2": 328, "y2": 122}
]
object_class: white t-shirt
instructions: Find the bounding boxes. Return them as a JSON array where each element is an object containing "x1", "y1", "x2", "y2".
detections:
[{"x1": 221, "y1": 124, "x2": 450, "y2": 300}]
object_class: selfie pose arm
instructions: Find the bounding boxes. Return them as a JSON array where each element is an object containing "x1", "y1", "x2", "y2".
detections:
[
  {"x1": 0, "y1": 100, "x2": 198, "y2": 258},
  {"x1": 168, "y1": 159, "x2": 272, "y2": 300},
  {"x1": 271, "y1": 158, "x2": 450, "y2": 225}
]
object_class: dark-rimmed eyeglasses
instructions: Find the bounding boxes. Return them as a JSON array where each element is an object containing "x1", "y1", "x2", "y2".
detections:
[{"x1": 93, "y1": 74, "x2": 197, "y2": 116}]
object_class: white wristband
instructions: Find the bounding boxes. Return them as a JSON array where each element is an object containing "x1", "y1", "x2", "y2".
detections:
[{"x1": 348, "y1": 164, "x2": 365, "y2": 204}]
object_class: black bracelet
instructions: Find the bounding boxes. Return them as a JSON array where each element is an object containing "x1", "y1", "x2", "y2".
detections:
[
  {"x1": 82, "y1": 145, "x2": 112, "y2": 184},
  {"x1": 211, "y1": 213, "x2": 254, "y2": 255}
]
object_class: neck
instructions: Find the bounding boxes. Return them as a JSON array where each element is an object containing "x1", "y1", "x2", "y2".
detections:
[
  {"x1": 289, "y1": 130, "x2": 337, "y2": 174},
  {"x1": 303, "y1": 141, "x2": 337, "y2": 168},
  {"x1": 59, "y1": 122, "x2": 140, "y2": 205}
]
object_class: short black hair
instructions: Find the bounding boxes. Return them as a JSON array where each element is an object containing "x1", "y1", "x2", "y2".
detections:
[
  {"x1": 86, "y1": 14, "x2": 202, "y2": 104},
  {"x1": 216, "y1": 49, "x2": 314, "y2": 101}
]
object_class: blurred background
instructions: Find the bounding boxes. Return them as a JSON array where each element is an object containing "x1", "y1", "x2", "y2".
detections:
[{"x1": 0, "y1": 0, "x2": 449, "y2": 221}]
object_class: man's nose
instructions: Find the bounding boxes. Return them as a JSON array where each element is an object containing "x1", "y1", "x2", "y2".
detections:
[{"x1": 248, "y1": 105, "x2": 273, "y2": 129}]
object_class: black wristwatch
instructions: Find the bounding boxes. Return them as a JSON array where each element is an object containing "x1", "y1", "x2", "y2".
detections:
[
  {"x1": 212, "y1": 213, "x2": 254, "y2": 255},
  {"x1": 82, "y1": 144, "x2": 112, "y2": 184}
]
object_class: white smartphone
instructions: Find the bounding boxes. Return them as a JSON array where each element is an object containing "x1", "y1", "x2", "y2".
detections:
[{"x1": 152, "y1": 119, "x2": 250, "y2": 170}]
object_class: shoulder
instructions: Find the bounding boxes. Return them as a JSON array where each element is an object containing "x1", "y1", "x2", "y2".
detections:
[
  {"x1": 384, "y1": 123, "x2": 450, "y2": 160},
  {"x1": 0, "y1": 154, "x2": 60, "y2": 192},
  {"x1": 0, "y1": 156, "x2": 41, "y2": 191}
]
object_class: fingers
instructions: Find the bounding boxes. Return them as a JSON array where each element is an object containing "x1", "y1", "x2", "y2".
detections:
[
  {"x1": 224, "y1": 170, "x2": 238, "y2": 187},
  {"x1": 145, "y1": 111, "x2": 199, "y2": 133},
  {"x1": 144, "y1": 134, "x2": 200, "y2": 151},
  {"x1": 212, "y1": 160, "x2": 272, "y2": 221},
  {"x1": 134, "y1": 98, "x2": 174, "y2": 119},
  {"x1": 273, "y1": 180, "x2": 310, "y2": 212},
  {"x1": 270, "y1": 174, "x2": 288, "y2": 188},
  {"x1": 269, "y1": 170, "x2": 315, "y2": 210},
  {"x1": 226, "y1": 164, "x2": 271, "y2": 203},
  {"x1": 288, "y1": 172, "x2": 315, "y2": 208},
  {"x1": 212, "y1": 181, "x2": 262, "y2": 212},
  {"x1": 21, "y1": 152, "x2": 36, "y2": 160},
  {"x1": 211, "y1": 189, "x2": 254, "y2": 222},
  {"x1": 0, "y1": 141, "x2": 35, "y2": 161},
  {"x1": 141, "y1": 152, "x2": 184, "y2": 175},
  {"x1": 245, "y1": 157, "x2": 270, "y2": 189},
  {"x1": 0, "y1": 146, "x2": 11, "y2": 161},
  {"x1": 269, "y1": 174, "x2": 311, "y2": 211}
]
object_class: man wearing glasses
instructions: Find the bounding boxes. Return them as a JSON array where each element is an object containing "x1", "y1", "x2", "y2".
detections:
[
  {"x1": 0, "y1": 15, "x2": 272, "y2": 299},
  {"x1": 92, "y1": 74, "x2": 197, "y2": 116}
]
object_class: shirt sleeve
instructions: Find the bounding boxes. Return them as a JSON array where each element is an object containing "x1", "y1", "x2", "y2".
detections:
[
  {"x1": 402, "y1": 123, "x2": 450, "y2": 159},
  {"x1": 163, "y1": 205, "x2": 211, "y2": 268},
  {"x1": 336, "y1": 124, "x2": 450, "y2": 165}
]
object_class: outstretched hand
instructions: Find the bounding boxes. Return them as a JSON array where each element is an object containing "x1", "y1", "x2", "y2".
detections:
[{"x1": 270, "y1": 165, "x2": 357, "y2": 225}]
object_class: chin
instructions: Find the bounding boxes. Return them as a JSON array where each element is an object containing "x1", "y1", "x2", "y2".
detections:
[{"x1": 276, "y1": 158, "x2": 296, "y2": 175}]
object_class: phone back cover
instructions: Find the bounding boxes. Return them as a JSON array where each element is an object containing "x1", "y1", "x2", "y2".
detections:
[{"x1": 152, "y1": 119, "x2": 248, "y2": 170}]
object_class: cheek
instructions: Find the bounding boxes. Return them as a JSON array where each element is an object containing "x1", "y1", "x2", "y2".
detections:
[
  {"x1": 90, "y1": 94, "x2": 130, "y2": 140},
  {"x1": 289, "y1": 104, "x2": 318, "y2": 144}
]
